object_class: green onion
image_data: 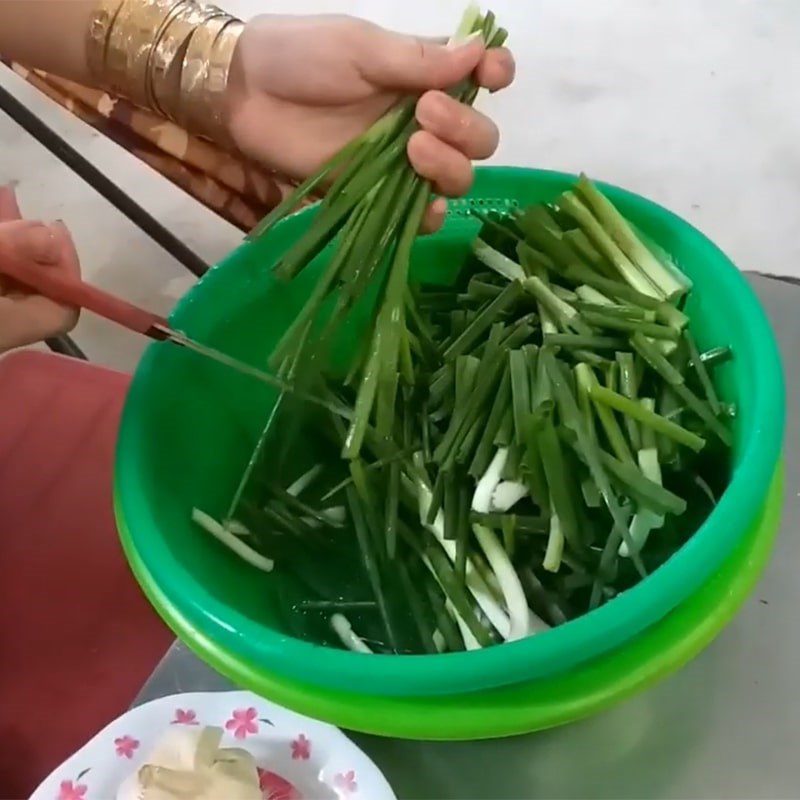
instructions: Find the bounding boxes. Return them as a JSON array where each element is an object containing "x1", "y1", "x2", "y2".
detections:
[
  {"x1": 534, "y1": 410, "x2": 583, "y2": 550},
  {"x1": 580, "y1": 309, "x2": 679, "y2": 341},
  {"x1": 684, "y1": 330, "x2": 721, "y2": 414},
  {"x1": 697, "y1": 345, "x2": 732, "y2": 368},
  {"x1": 385, "y1": 461, "x2": 400, "y2": 559},
  {"x1": 576, "y1": 364, "x2": 635, "y2": 465},
  {"x1": 472, "y1": 239, "x2": 526, "y2": 282},
  {"x1": 575, "y1": 302, "x2": 653, "y2": 321},
  {"x1": 616, "y1": 352, "x2": 642, "y2": 450},
  {"x1": 630, "y1": 333, "x2": 684, "y2": 386},
  {"x1": 346, "y1": 486, "x2": 398, "y2": 651},
  {"x1": 522, "y1": 276, "x2": 579, "y2": 331},
  {"x1": 444, "y1": 280, "x2": 523, "y2": 360},
  {"x1": 544, "y1": 333, "x2": 627, "y2": 350},
  {"x1": 588, "y1": 384, "x2": 706, "y2": 452},
  {"x1": 558, "y1": 191, "x2": 662, "y2": 299},
  {"x1": 218, "y1": 148, "x2": 734, "y2": 655},
  {"x1": 672, "y1": 383, "x2": 732, "y2": 446},
  {"x1": 397, "y1": 560, "x2": 437, "y2": 654},
  {"x1": 470, "y1": 512, "x2": 548, "y2": 533},
  {"x1": 600, "y1": 453, "x2": 687, "y2": 516},
  {"x1": 425, "y1": 546, "x2": 494, "y2": 647},
  {"x1": 510, "y1": 349, "x2": 532, "y2": 444},
  {"x1": 575, "y1": 174, "x2": 687, "y2": 300}
]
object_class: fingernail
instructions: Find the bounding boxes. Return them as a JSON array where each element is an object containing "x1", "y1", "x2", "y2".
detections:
[
  {"x1": 50, "y1": 219, "x2": 71, "y2": 237},
  {"x1": 26, "y1": 224, "x2": 59, "y2": 263},
  {"x1": 416, "y1": 91, "x2": 450, "y2": 129},
  {"x1": 431, "y1": 197, "x2": 448, "y2": 215}
]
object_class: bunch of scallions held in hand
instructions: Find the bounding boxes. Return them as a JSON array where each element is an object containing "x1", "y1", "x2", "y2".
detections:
[
  {"x1": 192, "y1": 9, "x2": 734, "y2": 656},
  {"x1": 245, "y1": 4, "x2": 507, "y2": 458}
]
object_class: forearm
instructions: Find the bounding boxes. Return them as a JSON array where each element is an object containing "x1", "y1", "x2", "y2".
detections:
[
  {"x1": 0, "y1": 0, "x2": 242, "y2": 144},
  {"x1": 0, "y1": 1, "x2": 95, "y2": 83}
]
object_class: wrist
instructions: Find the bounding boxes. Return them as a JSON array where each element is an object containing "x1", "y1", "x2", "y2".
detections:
[{"x1": 86, "y1": 0, "x2": 243, "y2": 147}]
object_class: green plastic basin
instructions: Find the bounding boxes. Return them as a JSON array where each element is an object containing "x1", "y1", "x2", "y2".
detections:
[
  {"x1": 118, "y1": 465, "x2": 782, "y2": 740},
  {"x1": 115, "y1": 167, "x2": 785, "y2": 698}
]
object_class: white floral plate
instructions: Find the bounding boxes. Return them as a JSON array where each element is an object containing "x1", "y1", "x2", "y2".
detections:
[{"x1": 29, "y1": 691, "x2": 396, "y2": 800}]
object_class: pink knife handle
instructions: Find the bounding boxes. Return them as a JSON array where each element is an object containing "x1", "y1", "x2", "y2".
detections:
[{"x1": 0, "y1": 250, "x2": 169, "y2": 336}]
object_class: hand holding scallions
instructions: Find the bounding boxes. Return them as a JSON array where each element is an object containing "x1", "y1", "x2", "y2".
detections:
[{"x1": 225, "y1": 15, "x2": 515, "y2": 231}]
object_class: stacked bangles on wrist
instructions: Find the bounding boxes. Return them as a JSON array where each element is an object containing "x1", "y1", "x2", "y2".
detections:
[{"x1": 86, "y1": 0, "x2": 242, "y2": 146}]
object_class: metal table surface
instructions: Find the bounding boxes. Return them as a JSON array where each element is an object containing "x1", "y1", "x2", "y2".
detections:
[{"x1": 134, "y1": 273, "x2": 799, "y2": 800}]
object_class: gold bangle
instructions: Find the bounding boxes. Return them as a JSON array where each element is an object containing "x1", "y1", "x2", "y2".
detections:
[
  {"x1": 180, "y1": 18, "x2": 242, "y2": 144},
  {"x1": 204, "y1": 19, "x2": 243, "y2": 141},
  {"x1": 148, "y1": 2, "x2": 226, "y2": 117},
  {"x1": 86, "y1": 0, "x2": 242, "y2": 148},
  {"x1": 146, "y1": 0, "x2": 196, "y2": 109},
  {"x1": 175, "y1": 12, "x2": 231, "y2": 127},
  {"x1": 128, "y1": 0, "x2": 184, "y2": 106},
  {"x1": 86, "y1": 0, "x2": 125, "y2": 83},
  {"x1": 104, "y1": 0, "x2": 178, "y2": 104}
]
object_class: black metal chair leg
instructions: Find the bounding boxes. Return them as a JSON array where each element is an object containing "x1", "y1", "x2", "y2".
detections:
[{"x1": 0, "y1": 79, "x2": 210, "y2": 278}]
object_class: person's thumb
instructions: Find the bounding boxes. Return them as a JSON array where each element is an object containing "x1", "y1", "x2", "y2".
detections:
[
  {"x1": 0, "y1": 219, "x2": 60, "y2": 265},
  {"x1": 363, "y1": 29, "x2": 485, "y2": 91}
]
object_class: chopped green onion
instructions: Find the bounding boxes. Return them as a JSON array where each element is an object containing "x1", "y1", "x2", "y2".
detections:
[{"x1": 588, "y1": 384, "x2": 706, "y2": 452}]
